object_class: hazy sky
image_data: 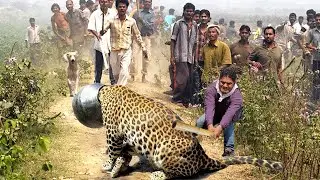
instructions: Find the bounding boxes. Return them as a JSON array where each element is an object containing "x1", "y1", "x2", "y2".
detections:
[
  {"x1": 2, "y1": 0, "x2": 319, "y2": 23},
  {"x1": 152, "y1": 0, "x2": 320, "y2": 9},
  {"x1": 10, "y1": 0, "x2": 320, "y2": 10}
]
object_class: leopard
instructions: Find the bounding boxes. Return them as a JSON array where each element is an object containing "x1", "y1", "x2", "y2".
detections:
[{"x1": 98, "y1": 85, "x2": 283, "y2": 179}]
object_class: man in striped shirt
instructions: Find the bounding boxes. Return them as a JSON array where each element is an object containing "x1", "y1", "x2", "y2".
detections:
[{"x1": 102, "y1": 0, "x2": 147, "y2": 86}]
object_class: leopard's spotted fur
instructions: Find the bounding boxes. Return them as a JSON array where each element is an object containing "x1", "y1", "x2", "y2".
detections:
[{"x1": 98, "y1": 85, "x2": 282, "y2": 179}]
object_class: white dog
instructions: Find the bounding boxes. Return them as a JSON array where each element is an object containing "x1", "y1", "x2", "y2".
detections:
[{"x1": 63, "y1": 51, "x2": 79, "y2": 97}]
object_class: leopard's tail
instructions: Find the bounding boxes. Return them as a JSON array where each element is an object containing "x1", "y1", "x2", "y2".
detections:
[{"x1": 222, "y1": 156, "x2": 283, "y2": 171}]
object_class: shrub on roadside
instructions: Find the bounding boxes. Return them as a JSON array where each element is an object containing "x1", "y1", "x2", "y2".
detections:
[
  {"x1": 236, "y1": 72, "x2": 320, "y2": 179},
  {"x1": 0, "y1": 59, "x2": 57, "y2": 177}
]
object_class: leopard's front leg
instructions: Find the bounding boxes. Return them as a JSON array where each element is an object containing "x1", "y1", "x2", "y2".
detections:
[
  {"x1": 110, "y1": 152, "x2": 132, "y2": 178},
  {"x1": 102, "y1": 126, "x2": 124, "y2": 172}
]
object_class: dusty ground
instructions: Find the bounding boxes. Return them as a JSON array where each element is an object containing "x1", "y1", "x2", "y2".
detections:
[{"x1": 45, "y1": 70, "x2": 262, "y2": 180}]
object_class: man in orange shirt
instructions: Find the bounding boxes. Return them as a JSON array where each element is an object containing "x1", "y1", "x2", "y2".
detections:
[{"x1": 51, "y1": 3, "x2": 72, "y2": 51}]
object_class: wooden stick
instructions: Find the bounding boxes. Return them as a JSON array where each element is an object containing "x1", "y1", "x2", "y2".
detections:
[
  {"x1": 101, "y1": 7, "x2": 105, "y2": 32},
  {"x1": 172, "y1": 120, "x2": 215, "y2": 137},
  {"x1": 136, "y1": 0, "x2": 140, "y2": 16},
  {"x1": 100, "y1": 6, "x2": 108, "y2": 70}
]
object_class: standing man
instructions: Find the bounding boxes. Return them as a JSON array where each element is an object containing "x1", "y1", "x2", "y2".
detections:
[
  {"x1": 25, "y1": 18, "x2": 41, "y2": 65},
  {"x1": 159, "y1": 6, "x2": 165, "y2": 18},
  {"x1": 193, "y1": 10, "x2": 201, "y2": 25},
  {"x1": 298, "y1": 16, "x2": 305, "y2": 29},
  {"x1": 301, "y1": 15, "x2": 316, "y2": 72},
  {"x1": 202, "y1": 24, "x2": 232, "y2": 85},
  {"x1": 51, "y1": 3, "x2": 72, "y2": 54},
  {"x1": 132, "y1": 0, "x2": 155, "y2": 83},
  {"x1": 102, "y1": 0, "x2": 147, "y2": 86},
  {"x1": 253, "y1": 20, "x2": 263, "y2": 41},
  {"x1": 226, "y1": 20, "x2": 237, "y2": 43},
  {"x1": 80, "y1": 0, "x2": 93, "y2": 53},
  {"x1": 248, "y1": 26, "x2": 283, "y2": 84},
  {"x1": 80, "y1": 0, "x2": 91, "y2": 21},
  {"x1": 153, "y1": 5, "x2": 165, "y2": 48},
  {"x1": 285, "y1": 13, "x2": 301, "y2": 37},
  {"x1": 66, "y1": 0, "x2": 88, "y2": 52},
  {"x1": 283, "y1": 13, "x2": 301, "y2": 61},
  {"x1": 218, "y1": 18, "x2": 227, "y2": 41},
  {"x1": 170, "y1": 3, "x2": 198, "y2": 106},
  {"x1": 192, "y1": 9, "x2": 210, "y2": 105},
  {"x1": 155, "y1": 5, "x2": 165, "y2": 32},
  {"x1": 88, "y1": 0, "x2": 117, "y2": 84},
  {"x1": 164, "y1": 8, "x2": 176, "y2": 31},
  {"x1": 86, "y1": 0, "x2": 96, "y2": 13},
  {"x1": 197, "y1": 9, "x2": 211, "y2": 80},
  {"x1": 128, "y1": 0, "x2": 142, "y2": 82},
  {"x1": 229, "y1": 25, "x2": 255, "y2": 69},
  {"x1": 305, "y1": 13, "x2": 320, "y2": 103}
]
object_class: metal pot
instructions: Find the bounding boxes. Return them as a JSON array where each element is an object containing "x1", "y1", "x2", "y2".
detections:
[{"x1": 72, "y1": 83, "x2": 105, "y2": 128}]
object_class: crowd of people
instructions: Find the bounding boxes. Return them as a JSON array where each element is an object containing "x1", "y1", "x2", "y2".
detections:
[{"x1": 24, "y1": 0, "x2": 320, "y2": 157}]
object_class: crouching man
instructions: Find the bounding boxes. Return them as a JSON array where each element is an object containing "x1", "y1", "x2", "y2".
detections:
[{"x1": 196, "y1": 66, "x2": 243, "y2": 157}]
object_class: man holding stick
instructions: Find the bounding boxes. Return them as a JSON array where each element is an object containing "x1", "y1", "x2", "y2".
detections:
[
  {"x1": 196, "y1": 67, "x2": 243, "y2": 157},
  {"x1": 88, "y1": 0, "x2": 117, "y2": 84}
]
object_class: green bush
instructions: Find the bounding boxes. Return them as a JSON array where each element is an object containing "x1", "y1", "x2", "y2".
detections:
[
  {"x1": 0, "y1": 59, "x2": 57, "y2": 177},
  {"x1": 236, "y1": 71, "x2": 320, "y2": 179},
  {"x1": 0, "y1": 9, "x2": 70, "y2": 178}
]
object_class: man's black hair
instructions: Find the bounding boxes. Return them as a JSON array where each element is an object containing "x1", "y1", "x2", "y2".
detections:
[
  {"x1": 289, "y1": 13, "x2": 296, "y2": 18},
  {"x1": 306, "y1": 9, "x2": 316, "y2": 16},
  {"x1": 264, "y1": 26, "x2": 276, "y2": 35},
  {"x1": 51, "y1": 3, "x2": 60, "y2": 11},
  {"x1": 29, "y1": 18, "x2": 35, "y2": 22},
  {"x1": 194, "y1": 9, "x2": 200, "y2": 15},
  {"x1": 169, "y1": 8, "x2": 175, "y2": 15},
  {"x1": 116, "y1": 0, "x2": 129, "y2": 8},
  {"x1": 220, "y1": 66, "x2": 237, "y2": 82},
  {"x1": 239, "y1": 25, "x2": 251, "y2": 32},
  {"x1": 183, "y1": 3, "x2": 195, "y2": 11},
  {"x1": 200, "y1": 9, "x2": 210, "y2": 18},
  {"x1": 86, "y1": 0, "x2": 94, "y2": 6}
]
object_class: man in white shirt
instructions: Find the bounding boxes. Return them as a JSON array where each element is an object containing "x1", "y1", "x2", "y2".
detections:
[
  {"x1": 80, "y1": 0, "x2": 91, "y2": 21},
  {"x1": 298, "y1": 16, "x2": 308, "y2": 32},
  {"x1": 283, "y1": 13, "x2": 303, "y2": 60},
  {"x1": 80, "y1": 0, "x2": 92, "y2": 34},
  {"x1": 284, "y1": 13, "x2": 301, "y2": 42},
  {"x1": 25, "y1": 18, "x2": 41, "y2": 64},
  {"x1": 88, "y1": 0, "x2": 117, "y2": 84}
]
